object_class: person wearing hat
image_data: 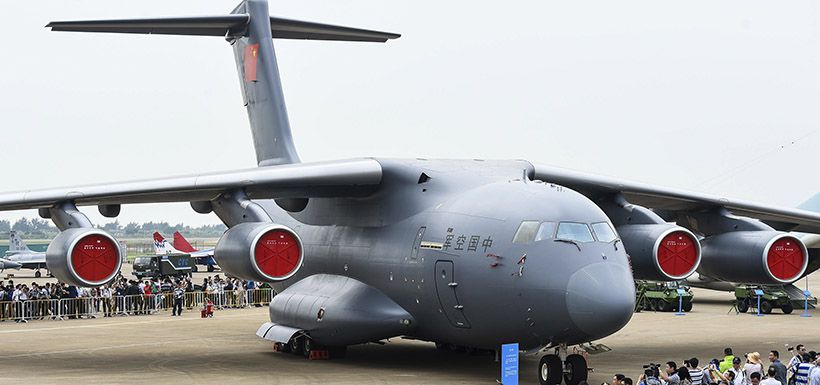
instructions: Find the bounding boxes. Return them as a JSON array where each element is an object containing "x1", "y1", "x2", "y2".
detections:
[
  {"x1": 746, "y1": 353, "x2": 765, "y2": 384},
  {"x1": 710, "y1": 358, "x2": 744, "y2": 385}
]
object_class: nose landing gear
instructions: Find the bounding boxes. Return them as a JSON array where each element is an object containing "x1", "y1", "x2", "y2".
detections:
[{"x1": 538, "y1": 345, "x2": 589, "y2": 385}]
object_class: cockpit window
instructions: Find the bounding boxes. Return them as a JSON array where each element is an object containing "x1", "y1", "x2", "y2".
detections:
[
  {"x1": 534, "y1": 222, "x2": 556, "y2": 242},
  {"x1": 513, "y1": 221, "x2": 540, "y2": 244},
  {"x1": 591, "y1": 222, "x2": 618, "y2": 243},
  {"x1": 556, "y1": 222, "x2": 595, "y2": 243}
]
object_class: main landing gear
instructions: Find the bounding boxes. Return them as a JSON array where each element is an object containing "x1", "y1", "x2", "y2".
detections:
[
  {"x1": 273, "y1": 334, "x2": 347, "y2": 360},
  {"x1": 539, "y1": 346, "x2": 588, "y2": 385}
]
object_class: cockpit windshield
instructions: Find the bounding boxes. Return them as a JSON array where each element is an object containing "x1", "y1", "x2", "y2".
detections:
[
  {"x1": 590, "y1": 222, "x2": 618, "y2": 243},
  {"x1": 556, "y1": 222, "x2": 595, "y2": 243},
  {"x1": 513, "y1": 220, "x2": 618, "y2": 244}
]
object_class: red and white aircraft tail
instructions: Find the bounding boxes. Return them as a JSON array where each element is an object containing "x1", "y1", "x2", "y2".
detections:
[
  {"x1": 153, "y1": 232, "x2": 183, "y2": 255},
  {"x1": 173, "y1": 231, "x2": 199, "y2": 253}
]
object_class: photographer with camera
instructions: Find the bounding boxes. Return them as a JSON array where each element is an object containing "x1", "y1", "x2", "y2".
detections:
[{"x1": 639, "y1": 363, "x2": 663, "y2": 385}]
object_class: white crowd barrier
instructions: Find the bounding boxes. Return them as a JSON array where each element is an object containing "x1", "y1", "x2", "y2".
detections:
[{"x1": 0, "y1": 288, "x2": 274, "y2": 323}]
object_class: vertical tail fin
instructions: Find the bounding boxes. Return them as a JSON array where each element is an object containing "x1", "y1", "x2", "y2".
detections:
[
  {"x1": 46, "y1": 0, "x2": 399, "y2": 167},
  {"x1": 173, "y1": 231, "x2": 198, "y2": 253},
  {"x1": 230, "y1": 0, "x2": 298, "y2": 166},
  {"x1": 8, "y1": 231, "x2": 32, "y2": 253},
  {"x1": 153, "y1": 232, "x2": 181, "y2": 255}
]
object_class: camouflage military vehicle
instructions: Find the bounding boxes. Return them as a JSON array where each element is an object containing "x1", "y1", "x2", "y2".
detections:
[
  {"x1": 734, "y1": 285, "x2": 802, "y2": 314},
  {"x1": 635, "y1": 281, "x2": 694, "y2": 312}
]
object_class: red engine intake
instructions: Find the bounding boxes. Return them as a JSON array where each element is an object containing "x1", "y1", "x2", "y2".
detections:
[
  {"x1": 617, "y1": 224, "x2": 702, "y2": 281},
  {"x1": 699, "y1": 231, "x2": 808, "y2": 285},
  {"x1": 215, "y1": 223, "x2": 303, "y2": 282},
  {"x1": 46, "y1": 228, "x2": 122, "y2": 287}
]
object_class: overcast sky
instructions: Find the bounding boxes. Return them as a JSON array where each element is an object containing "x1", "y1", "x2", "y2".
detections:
[{"x1": 1, "y1": 0, "x2": 819, "y2": 227}]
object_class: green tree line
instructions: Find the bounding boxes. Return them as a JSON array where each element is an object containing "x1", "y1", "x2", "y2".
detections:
[{"x1": 0, "y1": 218, "x2": 226, "y2": 239}]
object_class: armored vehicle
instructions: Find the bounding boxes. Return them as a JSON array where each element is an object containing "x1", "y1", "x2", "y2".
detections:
[{"x1": 636, "y1": 281, "x2": 694, "y2": 312}]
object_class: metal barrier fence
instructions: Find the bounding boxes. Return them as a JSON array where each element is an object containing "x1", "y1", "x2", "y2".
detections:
[{"x1": 0, "y1": 289, "x2": 273, "y2": 323}]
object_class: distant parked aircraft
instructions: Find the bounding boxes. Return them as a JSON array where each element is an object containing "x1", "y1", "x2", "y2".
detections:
[
  {"x1": 153, "y1": 232, "x2": 218, "y2": 272},
  {"x1": 4, "y1": 231, "x2": 47, "y2": 277}
]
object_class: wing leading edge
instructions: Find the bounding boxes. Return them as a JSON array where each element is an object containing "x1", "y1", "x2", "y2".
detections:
[
  {"x1": 532, "y1": 164, "x2": 820, "y2": 234},
  {"x1": 0, "y1": 158, "x2": 382, "y2": 211}
]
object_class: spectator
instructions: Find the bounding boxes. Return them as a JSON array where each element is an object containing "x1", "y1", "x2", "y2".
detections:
[
  {"x1": 770, "y1": 351, "x2": 788, "y2": 385},
  {"x1": 172, "y1": 283, "x2": 184, "y2": 316},
  {"x1": 722, "y1": 349, "x2": 738, "y2": 373},
  {"x1": 688, "y1": 358, "x2": 705, "y2": 385},
  {"x1": 746, "y1": 353, "x2": 765, "y2": 384},
  {"x1": 624, "y1": 378, "x2": 634, "y2": 385},
  {"x1": 795, "y1": 353, "x2": 814, "y2": 385},
  {"x1": 762, "y1": 367, "x2": 782, "y2": 385},
  {"x1": 100, "y1": 285, "x2": 112, "y2": 317},
  {"x1": 790, "y1": 346, "x2": 808, "y2": 385},
  {"x1": 613, "y1": 374, "x2": 626, "y2": 385},
  {"x1": 660, "y1": 362, "x2": 681, "y2": 385},
  {"x1": 750, "y1": 373, "x2": 762, "y2": 385},
  {"x1": 679, "y1": 367, "x2": 693, "y2": 385}
]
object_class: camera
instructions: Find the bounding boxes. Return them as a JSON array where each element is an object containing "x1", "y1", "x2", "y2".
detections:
[{"x1": 643, "y1": 363, "x2": 661, "y2": 378}]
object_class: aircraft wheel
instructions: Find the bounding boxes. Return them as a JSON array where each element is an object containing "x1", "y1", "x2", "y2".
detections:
[
  {"x1": 279, "y1": 341, "x2": 292, "y2": 353},
  {"x1": 782, "y1": 303, "x2": 794, "y2": 314},
  {"x1": 35, "y1": 271, "x2": 42, "y2": 278},
  {"x1": 538, "y1": 354, "x2": 562, "y2": 385},
  {"x1": 289, "y1": 336, "x2": 304, "y2": 356},
  {"x1": 563, "y1": 354, "x2": 588, "y2": 385},
  {"x1": 303, "y1": 337, "x2": 315, "y2": 358},
  {"x1": 736, "y1": 299, "x2": 749, "y2": 313},
  {"x1": 760, "y1": 300, "x2": 773, "y2": 314},
  {"x1": 682, "y1": 302, "x2": 693, "y2": 312}
]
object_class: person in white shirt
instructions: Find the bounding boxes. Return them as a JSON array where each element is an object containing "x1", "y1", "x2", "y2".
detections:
[{"x1": 762, "y1": 367, "x2": 783, "y2": 385}]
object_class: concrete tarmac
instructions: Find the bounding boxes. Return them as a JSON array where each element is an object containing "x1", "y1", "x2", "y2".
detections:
[{"x1": 1, "y1": 272, "x2": 818, "y2": 385}]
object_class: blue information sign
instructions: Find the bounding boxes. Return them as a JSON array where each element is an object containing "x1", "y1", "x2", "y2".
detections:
[
  {"x1": 804, "y1": 290, "x2": 812, "y2": 297},
  {"x1": 501, "y1": 343, "x2": 519, "y2": 385},
  {"x1": 676, "y1": 288, "x2": 686, "y2": 295},
  {"x1": 753, "y1": 289, "x2": 764, "y2": 296}
]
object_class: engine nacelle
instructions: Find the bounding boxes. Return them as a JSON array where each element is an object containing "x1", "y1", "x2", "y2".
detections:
[
  {"x1": 699, "y1": 231, "x2": 808, "y2": 285},
  {"x1": 617, "y1": 224, "x2": 701, "y2": 281},
  {"x1": 214, "y1": 222, "x2": 304, "y2": 282},
  {"x1": 46, "y1": 228, "x2": 122, "y2": 287}
]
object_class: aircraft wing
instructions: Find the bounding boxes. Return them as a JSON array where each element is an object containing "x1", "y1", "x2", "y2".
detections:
[
  {"x1": 532, "y1": 164, "x2": 820, "y2": 234},
  {"x1": 0, "y1": 159, "x2": 382, "y2": 211}
]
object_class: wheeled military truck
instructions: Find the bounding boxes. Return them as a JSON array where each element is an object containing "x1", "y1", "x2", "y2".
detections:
[
  {"x1": 132, "y1": 254, "x2": 193, "y2": 279},
  {"x1": 635, "y1": 281, "x2": 694, "y2": 312}
]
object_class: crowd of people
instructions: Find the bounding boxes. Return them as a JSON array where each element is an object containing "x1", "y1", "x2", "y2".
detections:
[
  {"x1": 0, "y1": 273, "x2": 272, "y2": 322},
  {"x1": 609, "y1": 345, "x2": 820, "y2": 385}
]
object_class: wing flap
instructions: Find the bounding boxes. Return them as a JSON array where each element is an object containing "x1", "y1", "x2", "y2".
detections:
[
  {"x1": 533, "y1": 164, "x2": 820, "y2": 233},
  {"x1": 0, "y1": 159, "x2": 382, "y2": 211}
]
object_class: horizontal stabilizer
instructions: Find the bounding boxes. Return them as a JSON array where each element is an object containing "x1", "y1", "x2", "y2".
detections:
[{"x1": 47, "y1": 15, "x2": 400, "y2": 42}]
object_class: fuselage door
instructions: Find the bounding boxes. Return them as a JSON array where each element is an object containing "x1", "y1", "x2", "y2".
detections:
[
  {"x1": 434, "y1": 260, "x2": 471, "y2": 328},
  {"x1": 411, "y1": 227, "x2": 426, "y2": 260}
]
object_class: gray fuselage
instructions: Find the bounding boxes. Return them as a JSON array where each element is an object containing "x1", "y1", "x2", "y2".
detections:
[{"x1": 263, "y1": 158, "x2": 636, "y2": 350}]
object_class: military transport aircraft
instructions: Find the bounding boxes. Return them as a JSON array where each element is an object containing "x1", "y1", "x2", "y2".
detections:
[
  {"x1": 0, "y1": 1, "x2": 817, "y2": 384},
  {"x1": 3, "y1": 231, "x2": 48, "y2": 277}
]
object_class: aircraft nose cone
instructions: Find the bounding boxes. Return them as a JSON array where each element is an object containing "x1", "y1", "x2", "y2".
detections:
[{"x1": 566, "y1": 262, "x2": 635, "y2": 341}]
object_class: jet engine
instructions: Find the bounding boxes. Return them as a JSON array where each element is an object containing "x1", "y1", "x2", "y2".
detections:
[
  {"x1": 617, "y1": 224, "x2": 701, "y2": 281},
  {"x1": 46, "y1": 228, "x2": 122, "y2": 287},
  {"x1": 214, "y1": 222, "x2": 304, "y2": 282},
  {"x1": 699, "y1": 231, "x2": 808, "y2": 285}
]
